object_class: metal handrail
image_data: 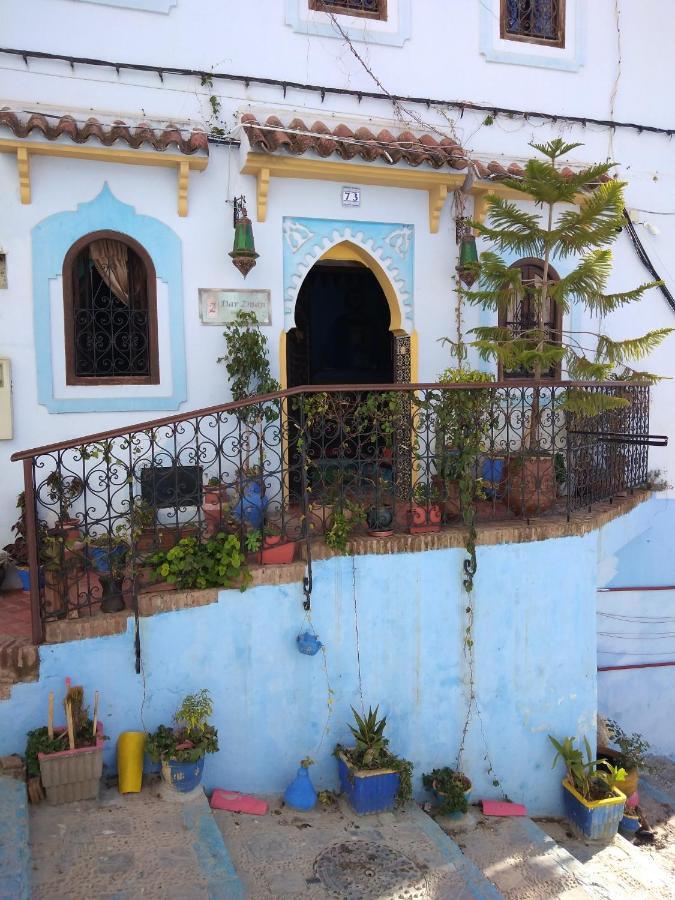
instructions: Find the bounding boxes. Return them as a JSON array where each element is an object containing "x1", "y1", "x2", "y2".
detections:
[{"x1": 10, "y1": 380, "x2": 647, "y2": 461}]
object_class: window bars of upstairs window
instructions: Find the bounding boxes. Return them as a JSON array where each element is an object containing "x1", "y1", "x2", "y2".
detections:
[
  {"x1": 501, "y1": 0, "x2": 565, "y2": 47},
  {"x1": 309, "y1": 0, "x2": 387, "y2": 20}
]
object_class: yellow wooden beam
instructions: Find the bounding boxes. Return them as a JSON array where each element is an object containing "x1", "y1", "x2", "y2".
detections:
[
  {"x1": 16, "y1": 147, "x2": 30, "y2": 204},
  {"x1": 178, "y1": 160, "x2": 189, "y2": 217},
  {"x1": 0, "y1": 138, "x2": 208, "y2": 214},
  {"x1": 256, "y1": 166, "x2": 270, "y2": 222},
  {"x1": 429, "y1": 183, "x2": 448, "y2": 233}
]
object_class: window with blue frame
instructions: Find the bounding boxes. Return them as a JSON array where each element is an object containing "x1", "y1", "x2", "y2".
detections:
[{"x1": 501, "y1": 0, "x2": 565, "y2": 48}]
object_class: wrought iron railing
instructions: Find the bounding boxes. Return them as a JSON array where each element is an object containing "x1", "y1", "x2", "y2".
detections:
[{"x1": 10, "y1": 382, "x2": 657, "y2": 642}]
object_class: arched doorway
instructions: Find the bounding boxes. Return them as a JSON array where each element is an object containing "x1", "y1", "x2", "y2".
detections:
[{"x1": 286, "y1": 259, "x2": 394, "y2": 387}]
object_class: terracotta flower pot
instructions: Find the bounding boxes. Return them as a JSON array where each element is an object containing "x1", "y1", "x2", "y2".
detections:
[
  {"x1": 260, "y1": 535, "x2": 296, "y2": 565},
  {"x1": 408, "y1": 503, "x2": 442, "y2": 534},
  {"x1": 506, "y1": 456, "x2": 556, "y2": 516}
]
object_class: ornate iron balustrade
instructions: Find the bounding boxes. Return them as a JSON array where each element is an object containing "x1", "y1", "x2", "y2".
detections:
[{"x1": 10, "y1": 381, "x2": 655, "y2": 642}]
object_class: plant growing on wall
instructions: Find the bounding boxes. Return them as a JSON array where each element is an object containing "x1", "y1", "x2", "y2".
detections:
[{"x1": 466, "y1": 139, "x2": 671, "y2": 429}]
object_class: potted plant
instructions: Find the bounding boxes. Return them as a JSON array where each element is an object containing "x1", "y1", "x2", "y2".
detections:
[
  {"x1": 600, "y1": 719, "x2": 650, "y2": 800},
  {"x1": 335, "y1": 706, "x2": 413, "y2": 815},
  {"x1": 3, "y1": 492, "x2": 48, "y2": 591},
  {"x1": 408, "y1": 481, "x2": 442, "y2": 534},
  {"x1": 45, "y1": 471, "x2": 83, "y2": 538},
  {"x1": 466, "y1": 139, "x2": 670, "y2": 516},
  {"x1": 203, "y1": 476, "x2": 230, "y2": 506},
  {"x1": 422, "y1": 767, "x2": 472, "y2": 818},
  {"x1": 26, "y1": 684, "x2": 104, "y2": 805},
  {"x1": 219, "y1": 311, "x2": 280, "y2": 529},
  {"x1": 87, "y1": 531, "x2": 129, "y2": 613},
  {"x1": 149, "y1": 532, "x2": 251, "y2": 591},
  {"x1": 146, "y1": 689, "x2": 219, "y2": 793},
  {"x1": 549, "y1": 735, "x2": 627, "y2": 840},
  {"x1": 619, "y1": 804, "x2": 641, "y2": 835},
  {"x1": 259, "y1": 519, "x2": 296, "y2": 565}
]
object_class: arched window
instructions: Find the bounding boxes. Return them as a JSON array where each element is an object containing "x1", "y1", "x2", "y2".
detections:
[
  {"x1": 499, "y1": 258, "x2": 562, "y2": 379},
  {"x1": 62, "y1": 231, "x2": 159, "y2": 385}
]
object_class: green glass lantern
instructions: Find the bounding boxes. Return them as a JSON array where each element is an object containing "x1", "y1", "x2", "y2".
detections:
[
  {"x1": 230, "y1": 196, "x2": 259, "y2": 278},
  {"x1": 456, "y1": 234, "x2": 479, "y2": 287}
]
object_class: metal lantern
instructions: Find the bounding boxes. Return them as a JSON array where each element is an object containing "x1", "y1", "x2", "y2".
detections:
[
  {"x1": 229, "y1": 195, "x2": 259, "y2": 278},
  {"x1": 456, "y1": 233, "x2": 479, "y2": 287}
]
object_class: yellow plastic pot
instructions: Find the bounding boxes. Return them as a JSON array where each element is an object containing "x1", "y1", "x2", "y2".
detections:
[{"x1": 117, "y1": 731, "x2": 146, "y2": 794}]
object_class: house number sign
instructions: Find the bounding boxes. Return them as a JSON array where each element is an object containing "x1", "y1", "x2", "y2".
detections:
[
  {"x1": 342, "y1": 186, "x2": 361, "y2": 207},
  {"x1": 199, "y1": 289, "x2": 271, "y2": 325}
]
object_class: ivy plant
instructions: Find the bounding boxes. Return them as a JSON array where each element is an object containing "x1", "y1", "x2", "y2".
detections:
[{"x1": 149, "y1": 532, "x2": 250, "y2": 591}]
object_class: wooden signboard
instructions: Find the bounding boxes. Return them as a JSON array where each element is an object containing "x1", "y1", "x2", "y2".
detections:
[{"x1": 199, "y1": 289, "x2": 271, "y2": 325}]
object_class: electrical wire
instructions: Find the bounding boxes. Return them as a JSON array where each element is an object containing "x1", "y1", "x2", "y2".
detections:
[
  {"x1": 622, "y1": 209, "x2": 675, "y2": 314},
  {"x1": 3, "y1": 46, "x2": 675, "y2": 139}
]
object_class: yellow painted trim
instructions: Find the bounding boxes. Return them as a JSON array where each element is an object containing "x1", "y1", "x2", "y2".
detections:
[
  {"x1": 0, "y1": 138, "x2": 208, "y2": 217},
  {"x1": 562, "y1": 778, "x2": 626, "y2": 809},
  {"x1": 320, "y1": 244, "x2": 365, "y2": 263},
  {"x1": 410, "y1": 330, "x2": 419, "y2": 382},
  {"x1": 278, "y1": 330, "x2": 288, "y2": 390},
  {"x1": 243, "y1": 151, "x2": 461, "y2": 233}
]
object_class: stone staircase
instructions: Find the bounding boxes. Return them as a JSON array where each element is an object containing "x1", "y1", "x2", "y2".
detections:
[{"x1": 0, "y1": 637, "x2": 39, "y2": 700}]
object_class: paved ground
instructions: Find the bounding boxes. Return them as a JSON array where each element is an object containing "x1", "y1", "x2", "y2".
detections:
[
  {"x1": 213, "y1": 795, "x2": 501, "y2": 899},
  {"x1": 28, "y1": 782, "x2": 243, "y2": 899}
]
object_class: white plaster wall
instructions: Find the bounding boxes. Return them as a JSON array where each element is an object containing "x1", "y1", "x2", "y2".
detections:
[{"x1": 1, "y1": 0, "x2": 675, "y2": 544}]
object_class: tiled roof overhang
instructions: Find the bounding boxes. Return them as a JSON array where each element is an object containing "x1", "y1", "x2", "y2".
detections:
[{"x1": 0, "y1": 108, "x2": 208, "y2": 155}]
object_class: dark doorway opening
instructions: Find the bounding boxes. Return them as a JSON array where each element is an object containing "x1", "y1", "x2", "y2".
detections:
[
  {"x1": 286, "y1": 261, "x2": 396, "y2": 504},
  {"x1": 286, "y1": 261, "x2": 393, "y2": 387}
]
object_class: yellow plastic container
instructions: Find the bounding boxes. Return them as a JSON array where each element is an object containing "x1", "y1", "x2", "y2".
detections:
[{"x1": 117, "y1": 731, "x2": 146, "y2": 794}]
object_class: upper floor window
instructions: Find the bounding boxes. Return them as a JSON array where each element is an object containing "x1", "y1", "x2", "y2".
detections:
[
  {"x1": 309, "y1": 0, "x2": 387, "y2": 20},
  {"x1": 63, "y1": 231, "x2": 159, "y2": 385},
  {"x1": 499, "y1": 259, "x2": 562, "y2": 379},
  {"x1": 501, "y1": 0, "x2": 565, "y2": 47}
]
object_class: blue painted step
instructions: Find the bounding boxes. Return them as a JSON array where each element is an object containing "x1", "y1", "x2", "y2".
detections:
[{"x1": 0, "y1": 775, "x2": 30, "y2": 900}]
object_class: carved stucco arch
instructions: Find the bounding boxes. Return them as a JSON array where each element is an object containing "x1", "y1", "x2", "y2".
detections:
[{"x1": 282, "y1": 218, "x2": 414, "y2": 335}]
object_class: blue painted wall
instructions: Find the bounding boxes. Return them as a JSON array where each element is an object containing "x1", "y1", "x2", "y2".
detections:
[{"x1": 0, "y1": 533, "x2": 599, "y2": 816}]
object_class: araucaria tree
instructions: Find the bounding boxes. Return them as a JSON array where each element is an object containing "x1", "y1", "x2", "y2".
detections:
[{"x1": 467, "y1": 139, "x2": 671, "y2": 436}]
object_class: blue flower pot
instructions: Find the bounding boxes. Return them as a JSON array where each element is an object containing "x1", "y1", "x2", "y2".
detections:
[
  {"x1": 284, "y1": 766, "x2": 317, "y2": 811},
  {"x1": 17, "y1": 567, "x2": 44, "y2": 590},
  {"x1": 562, "y1": 779, "x2": 625, "y2": 841},
  {"x1": 481, "y1": 458, "x2": 505, "y2": 499},
  {"x1": 162, "y1": 756, "x2": 205, "y2": 793},
  {"x1": 619, "y1": 812, "x2": 641, "y2": 834},
  {"x1": 297, "y1": 632, "x2": 322, "y2": 656},
  {"x1": 337, "y1": 752, "x2": 399, "y2": 815},
  {"x1": 90, "y1": 544, "x2": 125, "y2": 575},
  {"x1": 232, "y1": 478, "x2": 269, "y2": 529}
]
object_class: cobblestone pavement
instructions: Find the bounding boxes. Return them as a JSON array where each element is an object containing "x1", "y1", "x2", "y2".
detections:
[
  {"x1": 29, "y1": 782, "x2": 242, "y2": 899},
  {"x1": 213, "y1": 796, "x2": 501, "y2": 899}
]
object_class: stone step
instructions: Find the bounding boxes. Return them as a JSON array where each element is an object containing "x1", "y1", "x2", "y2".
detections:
[
  {"x1": 0, "y1": 774, "x2": 30, "y2": 899},
  {"x1": 0, "y1": 637, "x2": 39, "y2": 701}
]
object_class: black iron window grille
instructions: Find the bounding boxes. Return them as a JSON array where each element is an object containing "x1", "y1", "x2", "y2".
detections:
[
  {"x1": 501, "y1": 0, "x2": 565, "y2": 47},
  {"x1": 309, "y1": 0, "x2": 387, "y2": 20},
  {"x1": 63, "y1": 232, "x2": 159, "y2": 385},
  {"x1": 499, "y1": 259, "x2": 562, "y2": 379}
]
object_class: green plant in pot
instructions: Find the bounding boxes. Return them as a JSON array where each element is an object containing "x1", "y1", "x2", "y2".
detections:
[
  {"x1": 600, "y1": 719, "x2": 650, "y2": 799},
  {"x1": 422, "y1": 767, "x2": 472, "y2": 817},
  {"x1": 465, "y1": 139, "x2": 671, "y2": 516},
  {"x1": 3, "y1": 491, "x2": 49, "y2": 591},
  {"x1": 147, "y1": 689, "x2": 219, "y2": 793},
  {"x1": 219, "y1": 310, "x2": 280, "y2": 530},
  {"x1": 549, "y1": 735, "x2": 627, "y2": 840},
  {"x1": 335, "y1": 706, "x2": 413, "y2": 815},
  {"x1": 45, "y1": 471, "x2": 83, "y2": 537},
  {"x1": 149, "y1": 531, "x2": 250, "y2": 591}
]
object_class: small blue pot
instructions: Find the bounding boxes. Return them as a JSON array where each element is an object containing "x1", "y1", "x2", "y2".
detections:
[
  {"x1": 90, "y1": 544, "x2": 125, "y2": 575},
  {"x1": 162, "y1": 756, "x2": 205, "y2": 793},
  {"x1": 17, "y1": 567, "x2": 44, "y2": 590},
  {"x1": 284, "y1": 765, "x2": 317, "y2": 811},
  {"x1": 338, "y1": 753, "x2": 399, "y2": 815},
  {"x1": 232, "y1": 478, "x2": 269, "y2": 529},
  {"x1": 619, "y1": 812, "x2": 641, "y2": 834},
  {"x1": 481, "y1": 458, "x2": 505, "y2": 498},
  {"x1": 297, "y1": 631, "x2": 322, "y2": 656}
]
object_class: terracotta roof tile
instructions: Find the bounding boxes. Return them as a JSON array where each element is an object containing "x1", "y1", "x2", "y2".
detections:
[
  {"x1": 0, "y1": 108, "x2": 208, "y2": 156},
  {"x1": 241, "y1": 113, "x2": 469, "y2": 171}
]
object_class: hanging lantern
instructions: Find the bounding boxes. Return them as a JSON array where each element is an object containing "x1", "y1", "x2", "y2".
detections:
[
  {"x1": 456, "y1": 233, "x2": 479, "y2": 287},
  {"x1": 229, "y1": 195, "x2": 259, "y2": 278}
]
